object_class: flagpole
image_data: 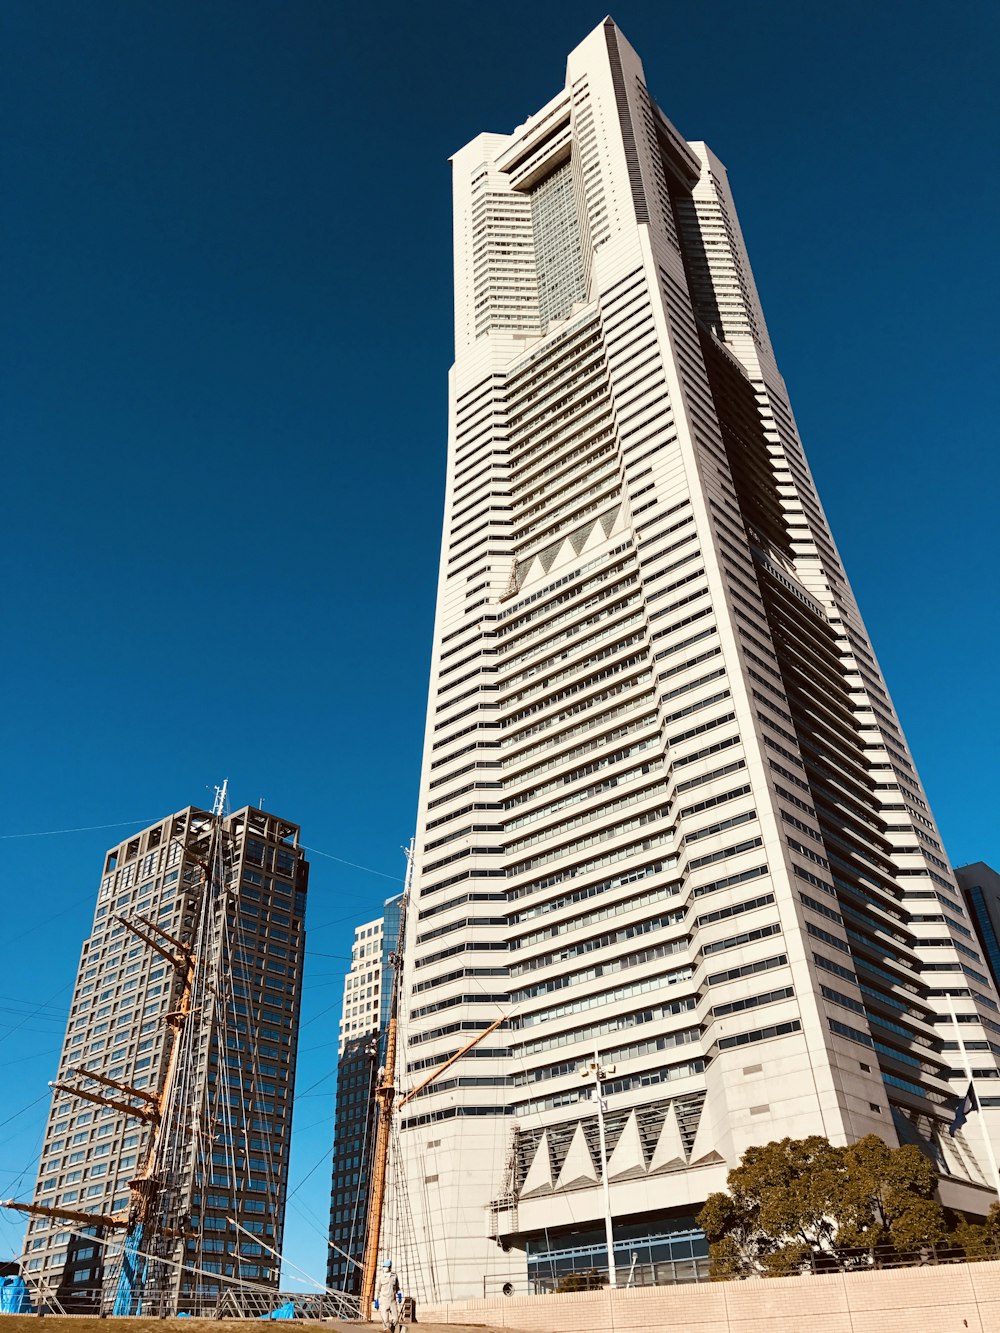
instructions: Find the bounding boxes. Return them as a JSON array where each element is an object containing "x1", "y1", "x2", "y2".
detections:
[{"x1": 948, "y1": 993, "x2": 1000, "y2": 1198}]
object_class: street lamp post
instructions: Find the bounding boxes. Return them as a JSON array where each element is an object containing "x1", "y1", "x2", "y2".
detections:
[{"x1": 580, "y1": 1052, "x2": 617, "y2": 1288}]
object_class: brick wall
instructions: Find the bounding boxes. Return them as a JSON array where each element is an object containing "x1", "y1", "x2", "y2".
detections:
[{"x1": 418, "y1": 1259, "x2": 1000, "y2": 1332}]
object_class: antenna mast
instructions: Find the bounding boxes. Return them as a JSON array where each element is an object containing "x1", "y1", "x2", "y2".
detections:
[{"x1": 359, "y1": 841, "x2": 412, "y2": 1312}]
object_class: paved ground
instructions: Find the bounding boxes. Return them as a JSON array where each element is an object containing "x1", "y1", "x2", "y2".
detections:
[
  {"x1": 318, "y1": 1323, "x2": 507, "y2": 1332},
  {"x1": 0, "y1": 1320, "x2": 507, "y2": 1333}
]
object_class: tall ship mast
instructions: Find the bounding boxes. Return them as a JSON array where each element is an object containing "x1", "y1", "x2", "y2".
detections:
[
  {"x1": 4, "y1": 790, "x2": 309, "y2": 1316},
  {"x1": 357, "y1": 844, "x2": 510, "y2": 1315}
]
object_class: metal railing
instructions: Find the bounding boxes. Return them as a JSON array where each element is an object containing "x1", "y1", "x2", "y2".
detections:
[
  {"x1": 215, "y1": 1287, "x2": 362, "y2": 1320},
  {"x1": 528, "y1": 1241, "x2": 1000, "y2": 1293},
  {"x1": 761, "y1": 1241, "x2": 1000, "y2": 1277},
  {"x1": 531, "y1": 1256, "x2": 711, "y2": 1293}
]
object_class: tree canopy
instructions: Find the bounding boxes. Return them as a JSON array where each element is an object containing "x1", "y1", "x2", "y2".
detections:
[
  {"x1": 954, "y1": 1200, "x2": 1000, "y2": 1259},
  {"x1": 697, "y1": 1134, "x2": 950, "y2": 1277}
]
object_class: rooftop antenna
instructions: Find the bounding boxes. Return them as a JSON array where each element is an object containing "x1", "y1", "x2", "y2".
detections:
[{"x1": 212, "y1": 778, "x2": 229, "y2": 817}]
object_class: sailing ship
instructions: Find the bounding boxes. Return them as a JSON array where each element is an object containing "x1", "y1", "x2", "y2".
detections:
[
  {"x1": 1, "y1": 793, "x2": 496, "y2": 1321},
  {"x1": 2, "y1": 786, "x2": 355, "y2": 1319}
]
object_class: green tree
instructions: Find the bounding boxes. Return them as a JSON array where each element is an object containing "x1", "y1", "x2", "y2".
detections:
[
  {"x1": 554, "y1": 1269, "x2": 606, "y2": 1292},
  {"x1": 697, "y1": 1134, "x2": 949, "y2": 1278},
  {"x1": 832, "y1": 1136, "x2": 946, "y2": 1252},
  {"x1": 954, "y1": 1200, "x2": 1000, "y2": 1259}
]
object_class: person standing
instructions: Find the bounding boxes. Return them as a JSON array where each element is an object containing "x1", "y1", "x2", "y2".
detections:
[{"x1": 375, "y1": 1259, "x2": 402, "y2": 1330}]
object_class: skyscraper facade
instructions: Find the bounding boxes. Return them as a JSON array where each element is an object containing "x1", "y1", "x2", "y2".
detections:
[
  {"x1": 391, "y1": 19, "x2": 999, "y2": 1301},
  {"x1": 338, "y1": 913, "x2": 388, "y2": 1056},
  {"x1": 956, "y1": 865, "x2": 1000, "y2": 990},
  {"x1": 327, "y1": 896, "x2": 401, "y2": 1293},
  {"x1": 18, "y1": 805, "x2": 306, "y2": 1313}
]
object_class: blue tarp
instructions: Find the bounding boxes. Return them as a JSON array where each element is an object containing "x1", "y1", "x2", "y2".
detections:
[
  {"x1": 112, "y1": 1224, "x2": 147, "y2": 1317},
  {"x1": 258, "y1": 1301, "x2": 296, "y2": 1320},
  {"x1": 0, "y1": 1276, "x2": 32, "y2": 1314}
]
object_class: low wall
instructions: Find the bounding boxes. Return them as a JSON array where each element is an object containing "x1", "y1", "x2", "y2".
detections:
[{"x1": 418, "y1": 1259, "x2": 1000, "y2": 1332}]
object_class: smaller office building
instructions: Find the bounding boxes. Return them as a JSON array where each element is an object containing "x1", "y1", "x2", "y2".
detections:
[{"x1": 327, "y1": 896, "x2": 401, "y2": 1293}]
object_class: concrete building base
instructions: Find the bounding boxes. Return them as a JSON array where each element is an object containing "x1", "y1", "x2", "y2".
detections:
[{"x1": 419, "y1": 1258, "x2": 1000, "y2": 1332}]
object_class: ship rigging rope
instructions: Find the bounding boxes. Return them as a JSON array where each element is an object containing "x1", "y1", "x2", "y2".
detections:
[
  {"x1": 0, "y1": 817, "x2": 400, "y2": 888},
  {"x1": 390, "y1": 947, "x2": 567, "y2": 1297},
  {"x1": 40, "y1": 1220, "x2": 313, "y2": 1297},
  {"x1": 131, "y1": 813, "x2": 238, "y2": 1306},
  {"x1": 0, "y1": 983, "x2": 74, "y2": 1051},
  {"x1": 3, "y1": 813, "x2": 395, "y2": 1306},
  {"x1": 413, "y1": 1132, "x2": 443, "y2": 1304},
  {"x1": 77, "y1": 812, "x2": 335, "y2": 1308},
  {"x1": 190, "y1": 822, "x2": 262, "y2": 1296},
  {"x1": 0, "y1": 1093, "x2": 52, "y2": 1138},
  {"x1": 336, "y1": 1039, "x2": 379, "y2": 1290},
  {"x1": 226, "y1": 1215, "x2": 331, "y2": 1295},
  {"x1": 0, "y1": 1135, "x2": 46, "y2": 1262},
  {"x1": 386, "y1": 1119, "x2": 429, "y2": 1304},
  {"x1": 0, "y1": 820, "x2": 401, "y2": 894},
  {"x1": 287, "y1": 1194, "x2": 336, "y2": 1247},
  {"x1": 2, "y1": 1120, "x2": 47, "y2": 1221},
  {"x1": 0, "y1": 819, "x2": 158, "y2": 840},
  {"x1": 284, "y1": 1139, "x2": 337, "y2": 1203},
  {"x1": 162, "y1": 829, "x2": 221, "y2": 1299},
  {"x1": 221, "y1": 872, "x2": 284, "y2": 1264},
  {"x1": 0, "y1": 1124, "x2": 50, "y2": 1261},
  {"x1": 301, "y1": 845, "x2": 402, "y2": 882},
  {"x1": 394, "y1": 966, "x2": 437, "y2": 1299}
]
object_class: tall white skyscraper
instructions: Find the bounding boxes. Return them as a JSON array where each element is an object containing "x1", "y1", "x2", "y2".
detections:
[{"x1": 392, "y1": 19, "x2": 998, "y2": 1301}]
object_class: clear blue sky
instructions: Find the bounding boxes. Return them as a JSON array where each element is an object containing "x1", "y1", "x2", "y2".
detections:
[{"x1": 1, "y1": 0, "x2": 997, "y2": 1288}]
